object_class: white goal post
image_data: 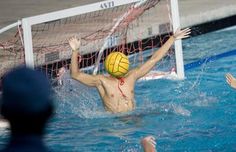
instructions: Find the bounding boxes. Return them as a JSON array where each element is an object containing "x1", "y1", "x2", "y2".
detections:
[{"x1": 170, "y1": 0, "x2": 184, "y2": 79}]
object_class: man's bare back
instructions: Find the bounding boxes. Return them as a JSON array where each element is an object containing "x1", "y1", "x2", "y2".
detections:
[{"x1": 68, "y1": 28, "x2": 191, "y2": 113}]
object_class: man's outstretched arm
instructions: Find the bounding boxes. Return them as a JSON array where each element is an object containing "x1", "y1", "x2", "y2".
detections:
[
  {"x1": 69, "y1": 37, "x2": 102, "y2": 87},
  {"x1": 128, "y1": 28, "x2": 191, "y2": 80}
]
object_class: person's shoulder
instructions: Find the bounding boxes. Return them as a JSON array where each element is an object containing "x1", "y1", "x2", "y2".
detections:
[
  {"x1": 123, "y1": 70, "x2": 137, "y2": 81},
  {"x1": 94, "y1": 74, "x2": 108, "y2": 85}
]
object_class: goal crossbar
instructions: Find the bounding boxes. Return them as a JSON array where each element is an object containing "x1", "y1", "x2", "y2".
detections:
[
  {"x1": 22, "y1": 0, "x2": 142, "y2": 26},
  {"x1": 21, "y1": 0, "x2": 142, "y2": 68}
]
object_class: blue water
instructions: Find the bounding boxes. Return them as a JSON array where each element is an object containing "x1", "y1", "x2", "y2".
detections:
[{"x1": 1, "y1": 26, "x2": 236, "y2": 151}]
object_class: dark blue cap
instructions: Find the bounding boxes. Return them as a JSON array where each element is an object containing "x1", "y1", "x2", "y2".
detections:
[{"x1": 1, "y1": 66, "x2": 53, "y2": 119}]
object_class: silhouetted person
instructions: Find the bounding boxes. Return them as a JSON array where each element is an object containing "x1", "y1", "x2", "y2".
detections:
[{"x1": 0, "y1": 67, "x2": 54, "y2": 152}]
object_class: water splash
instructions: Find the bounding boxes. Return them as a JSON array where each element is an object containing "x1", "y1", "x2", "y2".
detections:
[
  {"x1": 53, "y1": 71, "x2": 110, "y2": 119},
  {"x1": 192, "y1": 92, "x2": 218, "y2": 107}
]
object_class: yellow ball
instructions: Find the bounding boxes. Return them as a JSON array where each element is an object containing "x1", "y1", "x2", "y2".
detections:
[{"x1": 104, "y1": 52, "x2": 129, "y2": 78}]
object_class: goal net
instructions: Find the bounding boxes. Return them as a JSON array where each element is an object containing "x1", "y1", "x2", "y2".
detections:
[{"x1": 0, "y1": 0, "x2": 184, "y2": 82}]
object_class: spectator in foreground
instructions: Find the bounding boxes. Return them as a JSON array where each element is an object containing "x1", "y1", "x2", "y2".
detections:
[{"x1": 0, "y1": 66, "x2": 54, "y2": 152}]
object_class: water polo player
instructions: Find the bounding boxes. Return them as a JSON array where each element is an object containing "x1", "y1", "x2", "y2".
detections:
[{"x1": 68, "y1": 28, "x2": 190, "y2": 113}]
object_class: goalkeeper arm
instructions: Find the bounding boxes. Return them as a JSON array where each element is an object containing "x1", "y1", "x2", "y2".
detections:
[
  {"x1": 128, "y1": 28, "x2": 191, "y2": 81},
  {"x1": 69, "y1": 36, "x2": 102, "y2": 87}
]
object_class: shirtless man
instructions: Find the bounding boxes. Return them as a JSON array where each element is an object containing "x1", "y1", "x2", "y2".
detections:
[{"x1": 69, "y1": 28, "x2": 190, "y2": 113}]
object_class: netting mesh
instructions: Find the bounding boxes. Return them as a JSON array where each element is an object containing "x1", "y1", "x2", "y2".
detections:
[
  {"x1": 0, "y1": 25, "x2": 25, "y2": 79},
  {"x1": 0, "y1": 0, "x2": 175, "y2": 82}
]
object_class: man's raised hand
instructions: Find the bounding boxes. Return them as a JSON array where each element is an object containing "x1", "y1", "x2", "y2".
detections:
[
  {"x1": 69, "y1": 36, "x2": 81, "y2": 52},
  {"x1": 174, "y1": 28, "x2": 191, "y2": 40}
]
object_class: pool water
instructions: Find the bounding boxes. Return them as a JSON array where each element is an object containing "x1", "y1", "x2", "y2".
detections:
[{"x1": 1, "y1": 26, "x2": 236, "y2": 151}]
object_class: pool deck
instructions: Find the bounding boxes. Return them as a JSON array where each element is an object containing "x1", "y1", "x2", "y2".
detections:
[
  {"x1": 179, "y1": 0, "x2": 236, "y2": 28},
  {"x1": 0, "y1": 0, "x2": 235, "y2": 41},
  {"x1": 1, "y1": 0, "x2": 236, "y2": 30}
]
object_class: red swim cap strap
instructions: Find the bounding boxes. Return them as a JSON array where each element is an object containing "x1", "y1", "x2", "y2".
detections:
[{"x1": 118, "y1": 78, "x2": 126, "y2": 98}]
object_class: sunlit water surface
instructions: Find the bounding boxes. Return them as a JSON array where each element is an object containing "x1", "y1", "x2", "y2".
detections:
[{"x1": 1, "y1": 27, "x2": 236, "y2": 151}]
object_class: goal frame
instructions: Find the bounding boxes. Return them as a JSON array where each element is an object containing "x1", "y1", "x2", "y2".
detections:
[{"x1": 0, "y1": 0, "x2": 185, "y2": 79}]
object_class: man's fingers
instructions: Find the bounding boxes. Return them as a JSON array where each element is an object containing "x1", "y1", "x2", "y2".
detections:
[
  {"x1": 226, "y1": 73, "x2": 231, "y2": 79},
  {"x1": 227, "y1": 74, "x2": 233, "y2": 81},
  {"x1": 178, "y1": 35, "x2": 190, "y2": 39},
  {"x1": 180, "y1": 31, "x2": 191, "y2": 37},
  {"x1": 149, "y1": 136, "x2": 155, "y2": 140},
  {"x1": 68, "y1": 36, "x2": 79, "y2": 42},
  {"x1": 150, "y1": 140, "x2": 156, "y2": 147},
  {"x1": 179, "y1": 28, "x2": 191, "y2": 35},
  {"x1": 226, "y1": 75, "x2": 232, "y2": 81},
  {"x1": 69, "y1": 37, "x2": 75, "y2": 42},
  {"x1": 226, "y1": 76, "x2": 231, "y2": 83},
  {"x1": 147, "y1": 136, "x2": 156, "y2": 147},
  {"x1": 184, "y1": 31, "x2": 191, "y2": 35},
  {"x1": 183, "y1": 35, "x2": 190, "y2": 38},
  {"x1": 229, "y1": 74, "x2": 234, "y2": 80},
  {"x1": 226, "y1": 77, "x2": 230, "y2": 83},
  {"x1": 226, "y1": 73, "x2": 232, "y2": 77},
  {"x1": 73, "y1": 35, "x2": 77, "y2": 39},
  {"x1": 174, "y1": 28, "x2": 191, "y2": 39},
  {"x1": 183, "y1": 28, "x2": 191, "y2": 32},
  {"x1": 226, "y1": 79, "x2": 231, "y2": 85}
]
